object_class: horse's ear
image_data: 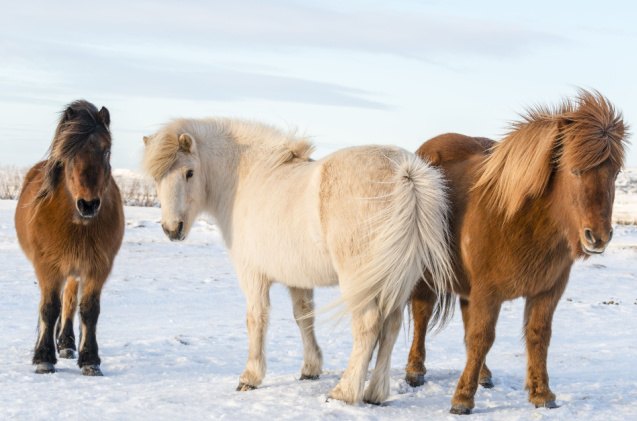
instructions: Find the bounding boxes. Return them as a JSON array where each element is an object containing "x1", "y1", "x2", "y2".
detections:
[
  {"x1": 98, "y1": 106, "x2": 110, "y2": 128},
  {"x1": 62, "y1": 106, "x2": 75, "y2": 123},
  {"x1": 143, "y1": 135, "x2": 150, "y2": 146},
  {"x1": 179, "y1": 133, "x2": 194, "y2": 153}
]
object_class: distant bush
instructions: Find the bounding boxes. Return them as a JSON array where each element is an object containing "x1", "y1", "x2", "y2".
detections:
[{"x1": 0, "y1": 167, "x2": 158, "y2": 207}]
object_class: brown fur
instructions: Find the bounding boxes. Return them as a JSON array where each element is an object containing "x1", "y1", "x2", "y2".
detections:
[
  {"x1": 15, "y1": 100, "x2": 124, "y2": 374},
  {"x1": 404, "y1": 91, "x2": 629, "y2": 413}
]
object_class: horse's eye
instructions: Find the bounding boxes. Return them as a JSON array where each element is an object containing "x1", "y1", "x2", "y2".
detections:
[{"x1": 186, "y1": 169, "x2": 194, "y2": 179}]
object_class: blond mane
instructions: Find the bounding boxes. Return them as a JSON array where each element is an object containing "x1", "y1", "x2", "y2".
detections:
[
  {"x1": 143, "y1": 118, "x2": 314, "y2": 180},
  {"x1": 474, "y1": 90, "x2": 629, "y2": 220}
]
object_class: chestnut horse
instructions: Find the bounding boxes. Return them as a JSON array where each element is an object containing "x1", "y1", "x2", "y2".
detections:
[
  {"x1": 15, "y1": 100, "x2": 124, "y2": 376},
  {"x1": 404, "y1": 91, "x2": 628, "y2": 414}
]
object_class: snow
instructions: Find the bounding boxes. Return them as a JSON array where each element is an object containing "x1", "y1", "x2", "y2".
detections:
[{"x1": 1, "y1": 199, "x2": 636, "y2": 420}]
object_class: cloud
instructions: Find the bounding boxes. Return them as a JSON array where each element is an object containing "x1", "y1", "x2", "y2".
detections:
[
  {"x1": 2, "y1": 0, "x2": 564, "y2": 59},
  {"x1": 0, "y1": 37, "x2": 389, "y2": 109}
]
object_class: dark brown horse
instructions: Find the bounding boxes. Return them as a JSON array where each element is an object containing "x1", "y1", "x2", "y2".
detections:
[
  {"x1": 404, "y1": 91, "x2": 628, "y2": 414},
  {"x1": 15, "y1": 100, "x2": 124, "y2": 376}
]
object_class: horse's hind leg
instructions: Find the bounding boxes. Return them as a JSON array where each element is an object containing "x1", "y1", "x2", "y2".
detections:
[
  {"x1": 405, "y1": 281, "x2": 436, "y2": 387},
  {"x1": 328, "y1": 303, "x2": 381, "y2": 404},
  {"x1": 237, "y1": 273, "x2": 271, "y2": 391},
  {"x1": 33, "y1": 267, "x2": 63, "y2": 374},
  {"x1": 289, "y1": 287, "x2": 322, "y2": 380},
  {"x1": 57, "y1": 276, "x2": 79, "y2": 359},
  {"x1": 364, "y1": 307, "x2": 403, "y2": 404},
  {"x1": 524, "y1": 271, "x2": 568, "y2": 409},
  {"x1": 78, "y1": 277, "x2": 105, "y2": 376},
  {"x1": 460, "y1": 297, "x2": 494, "y2": 389},
  {"x1": 450, "y1": 292, "x2": 501, "y2": 414}
]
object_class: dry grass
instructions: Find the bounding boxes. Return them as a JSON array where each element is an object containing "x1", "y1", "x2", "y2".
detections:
[{"x1": 0, "y1": 167, "x2": 158, "y2": 207}]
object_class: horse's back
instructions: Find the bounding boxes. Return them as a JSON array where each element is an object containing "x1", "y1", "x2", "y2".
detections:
[{"x1": 417, "y1": 133, "x2": 494, "y2": 166}]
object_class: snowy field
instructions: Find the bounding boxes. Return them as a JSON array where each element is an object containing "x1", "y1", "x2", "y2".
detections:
[{"x1": 1, "y1": 199, "x2": 636, "y2": 420}]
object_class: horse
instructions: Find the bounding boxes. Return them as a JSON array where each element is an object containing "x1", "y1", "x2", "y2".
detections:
[
  {"x1": 15, "y1": 100, "x2": 124, "y2": 376},
  {"x1": 142, "y1": 118, "x2": 455, "y2": 404},
  {"x1": 403, "y1": 90, "x2": 628, "y2": 414}
]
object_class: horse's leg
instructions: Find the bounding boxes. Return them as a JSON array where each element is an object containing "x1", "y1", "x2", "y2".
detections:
[
  {"x1": 237, "y1": 273, "x2": 271, "y2": 391},
  {"x1": 459, "y1": 297, "x2": 494, "y2": 389},
  {"x1": 524, "y1": 272, "x2": 568, "y2": 409},
  {"x1": 288, "y1": 287, "x2": 322, "y2": 380},
  {"x1": 57, "y1": 276, "x2": 79, "y2": 359},
  {"x1": 405, "y1": 281, "x2": 436, "y2": 387},
  {"x1": 364, "y1": 307, "x2": 403, "y2": 404},
  {"x1": 450, "y1": 292, "x2": 501, "y2": 414},
  {"x1": 33, "y1": 267, "x2": 63, "y2": 373},
  {"x1": 77, "y1": 276, "x2": 105, "y2": 376},
  {"x1": 328, "y1": 302, "x2": 381, "y2": 404}
]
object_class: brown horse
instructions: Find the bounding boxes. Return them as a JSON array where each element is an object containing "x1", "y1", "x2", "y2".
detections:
[
  {"x1": 15, "y1": 100, "x2": 124, "y2": 376},
  {"x1": 404, "y1": 91, "x2": 628, "y2": 414}
]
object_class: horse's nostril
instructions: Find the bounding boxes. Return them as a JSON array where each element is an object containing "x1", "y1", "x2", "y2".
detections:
[
  {"x1": 584, "y1": 228, "x2": 595, "y2": 245},
  {"x1": 177, "y1": 221, "x2": 184, "y2": 233},
  {"x1": 609, "y1": 228, "x2": 614, "y2": 242}
]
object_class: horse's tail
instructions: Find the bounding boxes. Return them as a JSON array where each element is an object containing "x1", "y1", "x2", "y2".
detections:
[{"x1": 341, "y1": 152, "x2": 455, "y2": 322}]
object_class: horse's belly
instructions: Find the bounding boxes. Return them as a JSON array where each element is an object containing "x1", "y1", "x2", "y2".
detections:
[{"x1": 257, "y1": 247, "x2": 338, "y2": 288}]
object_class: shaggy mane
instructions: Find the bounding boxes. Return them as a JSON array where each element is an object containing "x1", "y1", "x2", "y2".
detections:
[
  {"x1": 474, "y1": 90, "x2": 629, "y2": 220},
  {"x1": 143, "y1": 118, "x2": 314, "y2": 180}
]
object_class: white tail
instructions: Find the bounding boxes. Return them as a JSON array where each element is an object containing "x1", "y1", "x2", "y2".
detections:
[{"x1": 340, "y1": 153, "x2": 455, "y2": 320}]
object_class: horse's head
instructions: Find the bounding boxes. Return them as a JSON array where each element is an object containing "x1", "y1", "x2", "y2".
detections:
[
  {"x1": 40, "y1": 101, "x2": 112, "y2": 222},
  {"x1": 143, "y1": 130, "x2": 204, "y2": 241},
  {"x1": 554, "y1": 93, "x2": 628, "y2": 257},
  {"x1": 558, "y1": 161, "x2": 620, "y2": 256}
]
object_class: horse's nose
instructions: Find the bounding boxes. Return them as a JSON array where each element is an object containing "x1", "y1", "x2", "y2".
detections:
[
  {"x1": 161, "y1": 221, "x2": 184, "y2": 241},
  {"x1": 583, "y1": 227, "x2": 613, "y2": 252},
  {"x1": 76, "y1": 198, "x2": 101, "y2": 218},
  {"x1": 583, "y1": 228, "x2": 596, "y2": 245}
]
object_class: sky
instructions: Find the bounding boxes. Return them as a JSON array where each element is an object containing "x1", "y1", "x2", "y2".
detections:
[{"x1": 1, "y1": 0, "x2": 636, "y2": 169}]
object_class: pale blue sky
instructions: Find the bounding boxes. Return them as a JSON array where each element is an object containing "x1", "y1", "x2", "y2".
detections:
[{"x1": 1, "y1": 0, "x2": 635, "y2": 169}]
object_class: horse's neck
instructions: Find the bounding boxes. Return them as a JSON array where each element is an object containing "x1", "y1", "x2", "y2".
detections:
[{"x1": 197, "y1": 133, "x2": 246, "y2": 230}]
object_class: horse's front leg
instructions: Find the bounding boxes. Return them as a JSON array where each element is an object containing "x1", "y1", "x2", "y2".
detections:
[
  {"x1": 405, "y1": 280, "x2": 436, "y2": 387},
  {"x1": 57, "y1": 276, "x2": 79, "y2": 359},
  {"x1": 451, "y1": 291, "x2": 501, "y2": 414},
  {"x1": 237, "y1": 273, "x2": 271, "y2": 391},
  {"x1": 33, "y1": 266, "x2": 63, "y2": 373},
  {"x1": 77, "y1": 276, "x2": 105, "y2": 376},
  {"x1": 524, "y1": 270, "x2": 569, "y2": 409},
  {"x1": 289, "y1": 287, "x2": 322, "y2": 380}
]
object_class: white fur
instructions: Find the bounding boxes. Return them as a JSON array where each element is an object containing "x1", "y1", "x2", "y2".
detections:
[{"x1": 144, "y1": 118, "x2": 454, "y2": 404}]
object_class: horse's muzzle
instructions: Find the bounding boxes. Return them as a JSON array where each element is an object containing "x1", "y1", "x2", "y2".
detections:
[
  {"x1": 162, "y1": 221, "x2": 185, "y2": 241},
  {"x1": 76, "y1": 198, "x2": 101, "y2": 218},
  {"x1": 581, "y1": 227, "x2": 612, "y2": 255}
]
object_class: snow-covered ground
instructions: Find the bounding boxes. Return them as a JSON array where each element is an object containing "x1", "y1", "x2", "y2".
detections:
[{"x1": 1, "y1": 200, "x2": 636, "y2": 420}]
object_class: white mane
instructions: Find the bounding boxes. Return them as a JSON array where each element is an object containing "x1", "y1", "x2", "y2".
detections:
[{"x1": 143, "y1": 118, "x2": 314, "y2": 180}]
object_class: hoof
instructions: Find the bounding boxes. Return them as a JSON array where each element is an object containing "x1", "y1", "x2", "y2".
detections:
[
  {"x1": 363, "y1": 399, "x2": 382, "y2": 406},
  {"x1": 479, "y1": 377, "x2": 494, "y2": 389},
  {"x1": 300, "y1": 373, "x2": 320, "y2": 381},
  {"x1": 81, "y1": 365, "x2": 103, "y2": 376},
  {"x1": 35, "y1": 362, "x2": 56, "y2": 374},
  {"x1": 236, "y1": 382, "x2": 257, "y2": 392},
  {"x1": 450, "y1": 404, "x2": 472, "y2": 415},
  {"x1": 59, "y1": 348, "x2": 76, "y2": 359},
  {"x1": 405, "y1": 373, "x2": 425, "y2": 387},
  {"x1": 535, "y1": 400, "x2": 559, "y2": 409}
]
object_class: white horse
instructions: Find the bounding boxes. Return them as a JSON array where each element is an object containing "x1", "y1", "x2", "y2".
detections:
[{"x1": 143, "y1": 118, "x2": 454, "y2": 404}]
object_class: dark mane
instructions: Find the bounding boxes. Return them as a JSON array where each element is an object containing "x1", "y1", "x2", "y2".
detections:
[
  {"x1": 474, "y1": 90, "x2": 629, "y2": 220},
  {"x1": 37, "y1": 100, "x2": 111, "y2": 201}
]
